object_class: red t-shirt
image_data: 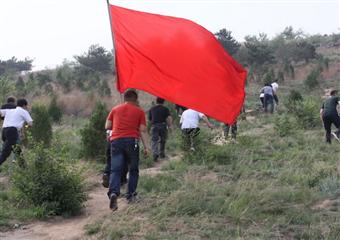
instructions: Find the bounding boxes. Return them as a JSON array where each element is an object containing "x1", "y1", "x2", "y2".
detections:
[{"x1": 107, "y1": 102, "x2": 146, "y2": 141}]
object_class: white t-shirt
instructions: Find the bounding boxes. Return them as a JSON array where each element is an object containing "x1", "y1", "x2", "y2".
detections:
[
  {"x1": 271, "y1": 82, "x2": 279, "y2": 93},
  {"x1": 0, "y1": 107, "x2": 33, "y2": 130},
  {"x1": 180, "y1": 109, "x2": 205, "y2": 129}
]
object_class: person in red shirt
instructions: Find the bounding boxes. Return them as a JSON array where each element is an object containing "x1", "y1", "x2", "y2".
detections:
[{"x1": 105, "y1": 89, "x2": 150, "y2": 211}]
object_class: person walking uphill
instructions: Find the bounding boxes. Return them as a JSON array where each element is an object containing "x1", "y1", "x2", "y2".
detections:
[
  {"x1": 148, "y1": 97, "x2": 173, "y2": 161},
  {"x1": 0, "y1": 99, "x2": 33, "y2": 167},
  {"x1": 180, "y1": 109, "x2": 214, "y2": 151},
  {"x1": 320, "y1": 90, "x2": 340, "y2": 143},
  {"x1": 105, "y1": 89, "x2": 150, "y2": 211}
]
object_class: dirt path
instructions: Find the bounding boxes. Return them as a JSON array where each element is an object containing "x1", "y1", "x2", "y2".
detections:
[{"x1": 0, "y1": 157, "x2": 172, "y2": 240}]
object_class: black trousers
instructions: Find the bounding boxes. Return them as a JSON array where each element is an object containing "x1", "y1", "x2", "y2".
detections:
[
  {"x1": 322, "y1": 114, "x2": 340, "y2": 143},
  {"x1": 151, "y1": 123, "x2": 167, "y2": 158},
  {"x1": 0, "y1": 127, "x2": 21, "y2": 166}
]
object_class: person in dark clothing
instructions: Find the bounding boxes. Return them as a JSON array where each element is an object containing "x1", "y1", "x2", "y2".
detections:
[
  {"x1": 223, "y1": 122, "x2": 237, "y2": 140},
  {"x1": 148, "y1": 97, "x2": 173, "y2": 161},
  {"x1": 175, "y1": 104, "x2": 186, "y2": 117},
  {"x1": 1, "y1": 97, "x2": 17, "y2": 145},
  {"x1": 102, "y1": 130, "x2": 128, "y2": 188},
  {"x1": 320, "y1": 90, "x2": 340, "y2": 143},
  {"x1": 0, "y1": 99, "x2": 33, "y2": 167},
  {"x1": 1, "y1": 97, "x2": 16, "y2": 119},
  {"x1": 260, "y1": 84, "x2": 278, "y2": 114}
]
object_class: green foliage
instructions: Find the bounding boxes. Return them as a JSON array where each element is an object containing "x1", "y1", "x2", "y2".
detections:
[
  {"x1": 48, "y1": 96, "x2": 63, "y2": 123},
  {"x1": 214, "y1": 29, "x2": 240, "y2": 56},
  {"x1": 30, "y1": 104, "x2": 53, "y2": 146},
  {"x1": 80, "y1": 102, "x2": 108, "y2": 161},
  {"x1": 285, "y1": 89, "x2": 303, "y2": 114},
  {"x1": 15, "y1": 76, "x2": 26, "y2": 96},
  {"x1": 294, "y1": 98, "x2": 320, "y2": 129},
  {"x1": 274, "y1": 114, "x2": 296, "y2": 137},
  {"x1": 304, "y1": 68, "x2": 321, "y2": 89},
  {"x1": 11, "y1": 143, "x2": 86, "y2": 217},
  {"x1": 0, "y1": 75, "x2": 14, "y2": 103},
  {"x1": 263, "y1": 69, "x2": 275, "y2": 85},
  {"x1": 0, "y1": 57, "x2": 33, "y2": 76},
  {"x1": 74, "y1": 44, "x2": 113, "y2": 73}
]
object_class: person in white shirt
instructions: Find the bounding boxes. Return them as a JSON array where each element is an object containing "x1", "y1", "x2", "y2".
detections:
[
  {"x1": 180, "y1": 109, "x2": 213, "y2": 151},
  {"x1": 0, "y1": 99, "x2": 33, "y2": 167}
]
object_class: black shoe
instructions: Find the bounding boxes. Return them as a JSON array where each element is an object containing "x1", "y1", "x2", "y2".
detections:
[
  {"x1": 153, "y1": 154, "x2": 159, "y2": 162},
  {"x1": 102, "y1": 174, "x2": 109, "y2": 188},
  {"x1": 159, "y1": 153, "x2": 165, "y2": 158},
  {"x1": 126, "y1": 192, "x2": 138, "y2": 204},
  {"x1": 109, "y1": 193, "x2": 118, "y2": 211}
]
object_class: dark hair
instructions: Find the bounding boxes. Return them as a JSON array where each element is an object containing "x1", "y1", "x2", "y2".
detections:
[
  {"x1": 17, "y1": 98, "x2": 28, "y2": 107},
  {"x1": 156, "y1": 97, "x2": 165, "y2": 104},
  {"x1": 7, "y1": 96, "x2": 16, "y2": 103},
  {"x1": 124, "y1": 89, "x2": 138, "y2": 102},
  {"x1": 330, "y1": 90, "x2": 338, "y2": 96}
]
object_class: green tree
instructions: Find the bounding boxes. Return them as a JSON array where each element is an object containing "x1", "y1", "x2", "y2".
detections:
[
  {"x1": 48, "y1": 96, "x2": 63, "y2": 123},
  {"x1": 75, "y1": 45, "x2": 113, "y2": 73},
  {"x1": 15, "y1": 76, "x2": 26, "y2": 96},
  {"x1": 0, "y1": 75, "x2": 14, "y2": 103},
  {"x1": 30, "y1": 105, "x2": 53, "y2": 146},
  {"x1": 214, "y1": 29, "x2": 240, "y2": 56},
  {"x1": 80, "y1": 102, "x2": 108, "y2": 161}
]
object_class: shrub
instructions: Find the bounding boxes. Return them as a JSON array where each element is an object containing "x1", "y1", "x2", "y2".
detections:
[
  {"x1": 274, "y1": 114, "x2": 296, "y2": 137},
  {"x1": 304, "y1": 68, "x2": 321, "y2": 89},
  {"x1": 285, "y1": 89, "x2": 303, "y2": 114},
  {"x1": 30, "y1": 104, "x2": 52, "y2": 146},
  {"x1": 294, "y1": 98, "x2": 320, "y2": 129},
  {"x1": 80, "y1": 101, "x2": 108, "y2": 161},
  {"x1": 11, "y1": 143, "x2": 86, "y2": 217},
  {"x1": 48, "y1": 96, "x2": 63, "y2": 123}
]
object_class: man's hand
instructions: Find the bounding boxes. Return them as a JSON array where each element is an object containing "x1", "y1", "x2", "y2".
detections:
[{"x1": 143, "y1": 147, "x2": 151, "y2": 157}]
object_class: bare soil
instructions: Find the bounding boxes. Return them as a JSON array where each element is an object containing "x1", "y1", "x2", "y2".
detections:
[{"x1": 0, "y1": 158, "x2": 170, "y2": 240}]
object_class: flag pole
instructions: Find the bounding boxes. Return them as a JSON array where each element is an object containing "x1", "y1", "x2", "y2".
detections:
[{"x1": 106, "y1": 0, "x2": 123, "y2": 103}]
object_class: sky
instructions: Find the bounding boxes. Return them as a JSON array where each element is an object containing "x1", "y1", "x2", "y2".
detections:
[{"x1": 0, "y1": 0, "x2": 339, "y2": 70}]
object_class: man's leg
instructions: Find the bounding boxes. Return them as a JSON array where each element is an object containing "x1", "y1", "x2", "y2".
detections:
[
  {"x1": 223, "y1": 124, "x2": 230, "y2": 140},
  {"x1": 189, "y1": 128, "x2": 200, "y2": 150},
  {"x1": 331, "y1": 115, "x2": 340, "y2": 141},
  {"x1": 108, "y1": 141, "x2": 124, "y2": 199},
  {"x1": 151, "y1": 125, "x2": 160, "y2": 161},
  {"x1": 102, "y1": 141, "x2": 111, "y2": 188},
  {"x1": 231, "y1": 123, "x2": 238, "y2": 139},
  {"x1": 323, "y1": 116, "x2": 332, "y2": 143},
  {"x1": 125, "y1": 139, "x2": 140, "y2": 202},
  {"x1": 0, "y1": 128, "x2": 18, "y2": 166},
  {"x1": 159, "y1": 125, "x2": 167, "y2": 158}
]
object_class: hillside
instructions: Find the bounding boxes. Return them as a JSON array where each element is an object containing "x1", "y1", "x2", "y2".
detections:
[{"x1": 0, "y1": 31, "x2": 340, "y2": 239}]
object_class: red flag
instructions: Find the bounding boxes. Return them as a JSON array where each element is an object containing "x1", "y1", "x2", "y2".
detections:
[{"x1": 109, "y1": 4, "x2": 247, "y2": 124}]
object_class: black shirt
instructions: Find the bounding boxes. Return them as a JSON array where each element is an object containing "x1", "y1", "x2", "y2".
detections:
[
  {"x1": 322, "y1": 96, "x2": 340, "y2": 116},
  {"x1": 148, "y1": 105, "x2": 170, "y2": 124}
]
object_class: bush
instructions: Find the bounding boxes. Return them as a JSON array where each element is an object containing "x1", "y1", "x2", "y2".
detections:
[
  {"x1": 11, "y1": 143, "x2": 86, "y2": 217},
  {"x1": 274, "y1": 114, "x2": 296, "y2": 137},
  {"x1": 284, "y1": 89, "x2": 303, "y2": 114},
  {"x1": 30, "y1": 104, "x2": 52, "y2": 146},
  {"x1": 294, "y1": 98, "x2": 320, "y2": 129},
  {"x1": 80, "y1": 102, "x2": 108, "y2": 161},
  {"x1": 304, "y1": 68, "x2": 321, "y2": 89},
  {"x1": 48, "y1": 96, "x2": 63, "y2": 123}
]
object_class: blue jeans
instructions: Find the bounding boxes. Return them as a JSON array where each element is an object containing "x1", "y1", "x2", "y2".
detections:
[{"x1": 108, "y1": 138, "x2": 139, "y2": 199}]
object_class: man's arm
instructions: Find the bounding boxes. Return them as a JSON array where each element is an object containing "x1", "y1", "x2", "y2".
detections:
[
  {"x1": 139, "y1": 124, "x2": 150, "y2": 156},
  {"x1": 201, "y1": 115, "x2": 214, "y2": 129},
  {"x1": 166, "y1": 116, "x2": 173, "y2": 130},
  {"x1": 105, "y1": 120, "x2": 112, "y2": 130}
]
